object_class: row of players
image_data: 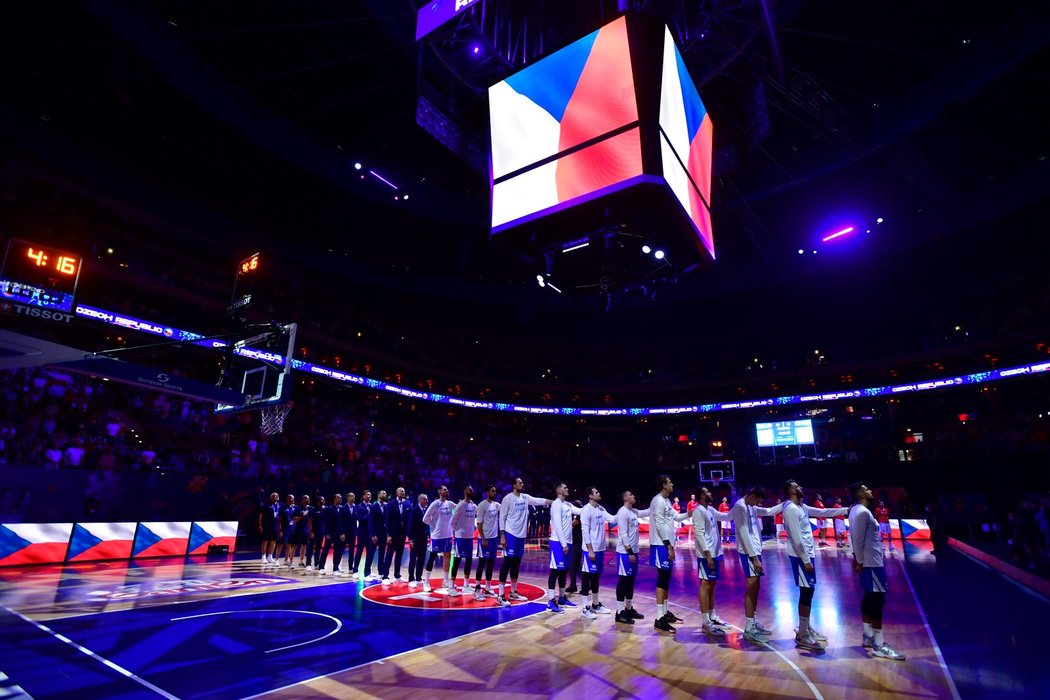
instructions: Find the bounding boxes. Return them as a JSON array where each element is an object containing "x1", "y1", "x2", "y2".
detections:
[{"x1": 258, "y1": 475, "x2": 904, "y2": 660}]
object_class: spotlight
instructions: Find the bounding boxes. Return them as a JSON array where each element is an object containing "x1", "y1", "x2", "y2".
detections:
[
  {"x1": 798, "y1": 249, "x2": 804, "y2": 255},
  {"x1": 642, "y1": 245, "x2": 651, "y2": 254},
  {"x1": 654, "y1": 250, "x2": 665, "y2": 260},
  {"x1": 876, "y1": 217, "x2": 884, "y2": 224},
  {"x1": 354, "y1": 162, "x2": 362, "y2": 170},
  {"x1": 403, "y1": 194, "x2": 409, "y2": 201},
  {"x1": 471, "y1": 44, "x2": 481, "y2": 55},
  {"x1": 536, "y1": 274, "x2": 545, "y2": 288}
]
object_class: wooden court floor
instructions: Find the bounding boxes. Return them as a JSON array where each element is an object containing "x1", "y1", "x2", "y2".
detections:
[{"x1": 0, "y1": 540, "x2": 960, "y2": 699}]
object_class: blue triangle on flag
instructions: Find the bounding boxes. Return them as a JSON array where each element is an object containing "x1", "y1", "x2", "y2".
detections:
[
  {"x1": 900, "y1": 520, "x2": 918, "y2": 539},
  {"x1": 68, "y1": 524, "x2": 104, "y2": 559},
  {"x1": 133, "y1": 524, "x2": 162, "y2": 556},
  {"x1": 0, "y1": 525, "x2": 32, "y2": 561},
  {"x1": 189, "y1": 523, "x2": 211, "y2": 553}
]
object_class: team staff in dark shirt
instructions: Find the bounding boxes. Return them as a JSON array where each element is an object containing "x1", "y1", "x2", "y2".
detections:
[
  {"x1": 407, "y1": 493, "x2": 430, "y2": 587},
  {"x1": 351, "y1": 490, "x2": 373, "y2": 580},
  {"x1": 258, "y1": 492, "x2": 281, "y2": 565},
  {"x1": 383, "y1": 487, "x2": 410, "y2": 584}
]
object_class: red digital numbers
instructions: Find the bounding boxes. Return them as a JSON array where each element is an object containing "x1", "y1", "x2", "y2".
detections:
[
  {"x1": 27, "y1": 248, "x2": 46, "y2": 266},
  {"x1": 239, "y1": 253, "x2": 260, "y2": 275},
  {"x1": 56, "y1": 256, "x2": 77, "y2": 275}
]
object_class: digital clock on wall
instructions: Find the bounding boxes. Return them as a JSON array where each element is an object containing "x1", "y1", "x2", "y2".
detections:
[{"x1": 0, "y1": 239, "x2": 83, "y2": 313}]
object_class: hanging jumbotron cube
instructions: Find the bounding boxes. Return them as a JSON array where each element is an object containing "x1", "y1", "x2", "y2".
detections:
[{"x1": 487, "y1": 14, "x2": 714, "y2": 273}]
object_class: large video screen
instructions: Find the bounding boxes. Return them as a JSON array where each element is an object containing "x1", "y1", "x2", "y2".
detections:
[
  {"x1": 658, "y1": 27, "x2": 714, "y2": 258},
  {"x1": 489, "y1": 16, "x2": 642, "y2": 230},
  {"x1": 756, "y1": 420, "x2": 815, "y2": 447}
]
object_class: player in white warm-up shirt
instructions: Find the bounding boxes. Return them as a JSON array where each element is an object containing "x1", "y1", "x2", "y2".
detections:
[
  {"x1": 692, "y1": 487, "x2": 733, "y2": 636},
  {"x1": 781, "y1": 479, "x2": 848, "y2": 651},
  {"x1": 579, "y1": 486, "x2": 617, "y2": 620},
  {"x1": 496, "y1": 477, "x2": 550, "y2": 607},
  {"x1": 448, "y1": 485, "x2": 478, "y2": 596},
  {"x1": 730, "y1": 487, "x2": 784, "y2": 643},
  {"x1": 547, "y1": 483, "x2": 582, "y2": 613},
  {"x1": 473, "y1": 485, "x2": 501, "y2": 600},
  {"x1": 849, "y1": 482, "x2": 906, "y2": 661},
  {"x1": 614, "y1": 491, "x2": 650, "y2": 625},
  {"x1": 649, "y1": 475, "x2": 691, "y2": 633},
  {"x1": 422, "y1": 485, "x2": 455, "y2": 593}
]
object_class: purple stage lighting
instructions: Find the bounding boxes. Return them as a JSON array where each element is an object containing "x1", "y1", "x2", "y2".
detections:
[
  {"x1": 368, "y1": 169, "x2": 399, "y2": 190},
  {"x1": 821, "y1": 226, "x2": 856, "y2": 243},
  {"x1": 471, "y1": 44, "x2": 481, "y2": 55}
]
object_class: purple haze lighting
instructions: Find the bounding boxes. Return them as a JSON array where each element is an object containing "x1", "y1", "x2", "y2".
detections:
[
  {"x1": 368, "y1": 169, "x2": 399, "y2": 191},
  {"x1": 821, "y1": 226, "x2": 856, "y2": 243},
  {"x1": 471, "y1": 44, "x2": 481, "y2": 55}
]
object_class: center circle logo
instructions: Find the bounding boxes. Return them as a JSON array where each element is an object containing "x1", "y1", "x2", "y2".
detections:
[{"x1": 360, "y1": 578, "x2": 545, "y2": 610}]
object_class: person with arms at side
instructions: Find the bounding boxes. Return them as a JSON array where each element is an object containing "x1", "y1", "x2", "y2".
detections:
[
  {"x1": 351, "y1": 490, "x2": 372, "y2": 580},
  {"x1": 258, "y1": 492, "x2": 281, "y2": 566},
  {"x1": 650, "y1": 475, "x2": 691, "y2": 633},
  {"x1": 406, "y1": 492, "x2": 429, "y2": 587},
  {"x1": 849, "y1": 482, "x2": 907, "y2": 660},
  {"x1": 383, "y1": 487, "x2": 410, "y2": 583}
]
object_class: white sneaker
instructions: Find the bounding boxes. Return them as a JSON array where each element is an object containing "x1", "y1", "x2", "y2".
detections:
[
  {"x1": 508, "y1": 592, "x2": 527, "y2": 601},
  {"x1": 318, "y1": 569, "x2": 327, "y2": 576},
  {"x1": 872, "y1": 643, "x2": 907, "y2": 660},
  {"x1": 744, "y1": 626, "x2": 770, "y2": 644},
  {"x1": 350, "y1": 572, "x2": 359, "y2": 580},
  {"x1": 408, "y1": 580, "x2": 418, "y2": 588},
  {"x1": 582, "y1": 606, "x2": 597, "y2": 620},
  {"x1": 423, "y1": 581, "x2": 432, "y2": 593},
  {"x1": 448, "y1": 587, "x2": 461, "y2": 597},
  {"x1": 592, "y1": 602, "x2": 612, "y2": 615},
  {"x1": 395, "y1": 576, "x2": 403, "y2": 582},
  {"x1": 473, "y1": 588, "x2": 486, "y2": 601},
  {"x1": 497, "y1": 594, "x2": 511, "y2": 608},
  {"x1": 381, "y1": 578, "x2": 391, "y2": 586},
  {"x1": 702, "y1": 623, "x2": 727, "y2": 637},
  {"x1": 795, "y1": 631, "x2": 825, "y2": 651},
  {"x1": 754, "y1": 620, "x2": 772, "y2": 635}
]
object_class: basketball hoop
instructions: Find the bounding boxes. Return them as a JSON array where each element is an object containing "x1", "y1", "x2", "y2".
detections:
[{"x1": 260, "y1": 402, "x2": 293, "y2": 436}]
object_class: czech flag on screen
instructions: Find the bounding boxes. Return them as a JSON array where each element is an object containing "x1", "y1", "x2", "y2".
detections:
[
  {"x1": 658, "y1": 28, "x2": 714, "y2": 258},
  {"x1": 133, "y1": 522, "x2": 191, "y2": 558},
  {"x1": 67, "y1": 522, "x2": 137, "y2": 562},
  {"x1": 0, "y1": 523, "x2": 73, "y2": 566},
  {"x1": 489, "y1": 16, "x2": 643, "y2": 229},
  {"x1": 188, "y1": 521, "x2": 238, "y2": 555}
]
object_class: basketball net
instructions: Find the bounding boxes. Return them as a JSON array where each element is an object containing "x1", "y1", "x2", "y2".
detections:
[{"x1": 260, "y1": 402, "x2": 293, "y2": 436}]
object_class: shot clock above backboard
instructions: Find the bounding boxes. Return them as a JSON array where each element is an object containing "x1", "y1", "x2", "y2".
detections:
[{"x1": 0, "y1": 239, "x2": 82, "y2": 313}]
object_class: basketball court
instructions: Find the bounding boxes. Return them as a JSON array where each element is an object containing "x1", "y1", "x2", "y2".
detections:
[{"x1": 4, "y1": 536, "x2": 1035, "y2": 699}]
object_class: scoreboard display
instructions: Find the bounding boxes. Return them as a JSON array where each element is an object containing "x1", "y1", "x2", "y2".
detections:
[
  {"x1": 0, "y1": 239, "x2": 82, "y2": 313},
  {"x1": 756, "y1": 419, "x2": 815, "y2": 447}
]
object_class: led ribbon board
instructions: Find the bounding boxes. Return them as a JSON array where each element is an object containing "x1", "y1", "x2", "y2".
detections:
[{"x1": 68, "y1": 303, "x2": 1050, "y2": 417}]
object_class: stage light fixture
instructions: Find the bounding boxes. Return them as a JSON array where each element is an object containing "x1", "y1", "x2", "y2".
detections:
[
  {"x1": 536, "y1": 274, "x2": 545, "y2": 288},
  {"x1": 821, "y1": 226, "x2": 856, "y2": 243},
  {"x1": 354, "y1": 162, "x2": 362, "y2": 170},
  {"x1": 798, "y1": 249, "x2": 804, "y2": 254},
  {"x1": 876, "y1": 217, "x2": 884, "y2": 224},
  {"x1": 654, "y1": 250, "x2": 665, "y2": 260},
  {"x1": 642, "y1": 245, "x2": 651, "y2": 254}
]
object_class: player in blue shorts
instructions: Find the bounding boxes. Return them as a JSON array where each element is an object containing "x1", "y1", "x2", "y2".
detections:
[
  {"x1": 692, "y1": 487, "x2": 732, "y2": 636},
  {"x1": 449, "y1": 486, "x2": 478, "y2": 596},
  {"x1": 781, "y1": 480, "x2": 849, "y2": 651},
  {"x1": 496, "y1": 478, "x2": 550, "y2": 607},
  {"x1": 422, "y1": 485, "x2": 455, "y2": 593},
  {"x1": 473, "y1": 486, "x2": 501, "y2": 600},
  {"x1": 849, "y1": 482, "x2": 906, "y2": 660},
  {"x1": 613, "y1": 491, "x2": 649, "y2": 624},
  {"x1": 730, "y1": 487, "x2": 784, "y2": 643},
  {"x1": 547, "y1": 483, "x2": 582, "y2": 613},
  {"x1": 649, "y1": 475, "x2": 691, "y2": 632},
  {"x1": 276, "y1": 493, "x2": 296, "y2": 566},
  {"x1": 579, "y1": 486, "x2": 617, "y2": 619}
]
